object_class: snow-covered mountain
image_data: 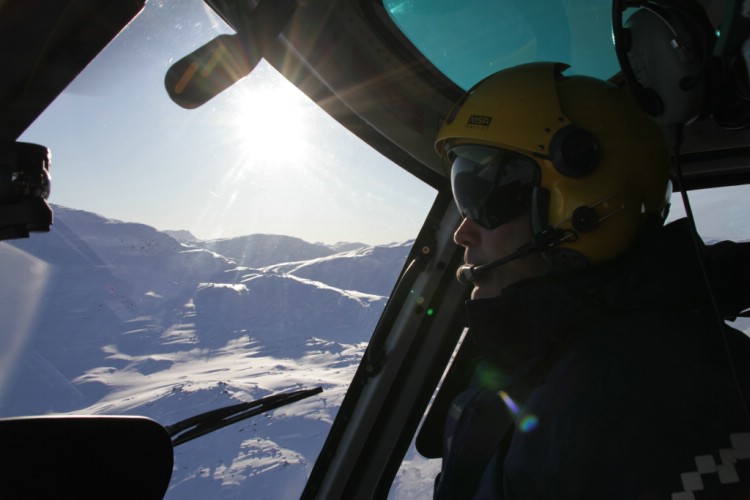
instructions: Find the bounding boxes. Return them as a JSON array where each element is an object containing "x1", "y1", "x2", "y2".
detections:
[
  {"x1": 195, "y1": 234, "x2": 367, "y2": 269},
  {"x1": 5, "y1": 200, "x2": 748, "y2": 499},
  {"x1": 0, "y1": 205, "x2": 439, "y2": 498}
]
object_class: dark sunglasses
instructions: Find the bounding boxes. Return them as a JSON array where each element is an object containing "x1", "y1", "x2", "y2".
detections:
[{"x1": 449, "y1": 145, "x2": 539, "y2": 229}]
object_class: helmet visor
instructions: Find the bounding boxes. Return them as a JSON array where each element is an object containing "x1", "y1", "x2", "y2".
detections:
[{"x1": 449, "y1": 145, "x2": 539, "y2": 229}]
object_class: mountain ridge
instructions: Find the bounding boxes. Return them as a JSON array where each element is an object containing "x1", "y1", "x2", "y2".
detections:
[{"x1": 0, "y1": 204, "x2": 437, "y2": 498}]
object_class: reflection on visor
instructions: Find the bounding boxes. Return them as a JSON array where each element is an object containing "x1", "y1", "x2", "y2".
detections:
[{"x1": 450, "y1": 145, "x2": 538, "y2": 229}]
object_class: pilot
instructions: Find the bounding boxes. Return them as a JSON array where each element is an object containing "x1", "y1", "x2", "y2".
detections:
[{"x1": 433, "y1": 62, "x2": 750, "y2": 499}]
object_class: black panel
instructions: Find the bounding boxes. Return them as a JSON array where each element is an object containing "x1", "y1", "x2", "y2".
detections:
[{"x1": 0, "y1": 0, "x2": 145, "y2": 142}]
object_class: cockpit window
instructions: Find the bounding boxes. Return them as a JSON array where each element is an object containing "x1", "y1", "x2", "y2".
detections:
[
  {"x1": 383, "y1": 0, "x2": 621, "y2": 88},
  {"x1": 3, "y1": 1, "x2": 436, "y2": 498}
]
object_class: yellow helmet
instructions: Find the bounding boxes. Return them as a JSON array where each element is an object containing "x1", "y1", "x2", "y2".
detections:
[{"x1": 436, "y1": 62, "x2": 672, "y2": 267}]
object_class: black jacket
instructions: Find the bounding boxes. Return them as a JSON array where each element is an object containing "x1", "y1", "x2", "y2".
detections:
[{"x1": 436, "y1": 219, "x2": 750, "y2": 499}]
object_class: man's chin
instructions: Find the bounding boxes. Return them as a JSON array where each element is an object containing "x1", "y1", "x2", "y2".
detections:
[{"x1": 470, "y1": 282, "x2": 496, "y2": 300}]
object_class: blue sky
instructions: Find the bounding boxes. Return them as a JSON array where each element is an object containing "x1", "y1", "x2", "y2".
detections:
[{"x1": 19, "y1": 0, "x2": 436, "y2": 245}]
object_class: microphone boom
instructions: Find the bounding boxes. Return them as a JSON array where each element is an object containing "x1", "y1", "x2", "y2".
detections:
[{"x1": 455, "y1": 227, "x2": 569, "y2": 284}]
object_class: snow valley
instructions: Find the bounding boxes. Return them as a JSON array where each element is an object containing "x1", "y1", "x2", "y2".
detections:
[{"x1": 0, "y1": 205, "x2": 437, "y2": 498}]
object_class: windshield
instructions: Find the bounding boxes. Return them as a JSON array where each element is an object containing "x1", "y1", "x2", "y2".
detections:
[{"x1": 1, "y1": 1, "x2": 435, "y2": 498}]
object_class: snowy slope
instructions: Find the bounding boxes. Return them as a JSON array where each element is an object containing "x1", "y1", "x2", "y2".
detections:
[
  {"x1": 265, "y1": 243, "x2": 410, "y2": 298},
  {"x1": 195, "y1": 234, "x2": 366, "y2": 269},
  {"x1": 0, "y1": 205, "x2": 436, "y2": 499}
]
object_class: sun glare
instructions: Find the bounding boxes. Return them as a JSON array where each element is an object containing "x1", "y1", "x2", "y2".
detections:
[
  {"x1": 231, "y1": 77, "x2": 310, "y2": 167},
  {"x1": 197, "y1": 62, "x2": 323, "y2": 239}
]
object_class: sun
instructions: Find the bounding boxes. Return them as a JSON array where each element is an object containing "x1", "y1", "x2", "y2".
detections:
[{"x1": 231, "y1": 76, "x2": 311, "y2": 166}]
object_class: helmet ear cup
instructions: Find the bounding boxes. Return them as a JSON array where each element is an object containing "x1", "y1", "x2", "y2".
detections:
[{"x1": 549, "y1": 125, "x2": 600, "y2": 178}]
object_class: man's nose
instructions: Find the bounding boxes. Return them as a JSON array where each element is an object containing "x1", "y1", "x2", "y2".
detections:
[{"x1": 453, "y1": 217, "x2": 481, "y2": 248}]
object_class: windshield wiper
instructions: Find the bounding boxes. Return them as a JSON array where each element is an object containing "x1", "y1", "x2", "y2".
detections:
[{"x1": 166, "y1": 386, "x2": 323, "y2": 446}]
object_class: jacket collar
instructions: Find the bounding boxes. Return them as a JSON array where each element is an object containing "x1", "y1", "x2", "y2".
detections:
[{"x1": 465, "y1": 277, "x2": 582, "y2": 375}]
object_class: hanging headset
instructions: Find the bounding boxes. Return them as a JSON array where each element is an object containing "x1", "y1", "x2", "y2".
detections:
[
  {"x1": 613, "y1": 0, "x2": 750, "y2": 130},
  {"x1": 612, "y1": 0, "x2": 716, "y2": 127}
]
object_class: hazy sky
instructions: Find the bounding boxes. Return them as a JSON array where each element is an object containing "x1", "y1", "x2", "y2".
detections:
[{"x1": 19, "y1": 0, "x2": 436, "y2": 245}]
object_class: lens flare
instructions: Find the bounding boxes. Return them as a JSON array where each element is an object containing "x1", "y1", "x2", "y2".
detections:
[
  {"x1": 519, "y1": 414, "x2": 539, "y2": 432},
  {"x1": 498, "y1": 390, "x2": 520, "y2": 414},
  {"x1": 498, "y1": 390, "x2": 538, "y2": 433}
]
